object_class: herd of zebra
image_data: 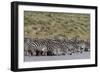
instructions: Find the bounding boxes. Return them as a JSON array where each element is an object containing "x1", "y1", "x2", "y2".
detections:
[{"x1": 24, "y1": 37, "x2": 90, "y2": 56}]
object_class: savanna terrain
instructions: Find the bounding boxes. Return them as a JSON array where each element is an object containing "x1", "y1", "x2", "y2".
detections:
[{"x1": 24, "y1": 11, "x2": 90, "y2": 40}]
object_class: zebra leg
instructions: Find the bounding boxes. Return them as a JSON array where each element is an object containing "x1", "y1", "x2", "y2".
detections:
[
  {"x1": 80, "y1": 48, "x2": 83, "y2": 53},
  {"x1": 39, "y1": 51, "x2": 42, "y2": 56},
  {"x1": 36, "y1": 50, "x2": 39, "y2": 56},
  {"x1": 24, "y1": 50, "x2": 28, "y2": 56}
]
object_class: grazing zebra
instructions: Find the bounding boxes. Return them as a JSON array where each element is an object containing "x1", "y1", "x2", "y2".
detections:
[
  {"x1": 43, "y1": 39, "x2": 55, "y2": 56},
  {"x1": 31, "y1": 39, "x2": 48, "y2": 56},
  {"x1": 55, "y1": 39, "x2": 69, "y2": 55},
  {"x1": 24, "y1": 37, "x2": 90, "y2": 56},
  {"x1": 84, "y1": 41, "x2": 90, "y2": 52},
  {"x1": 76, "y1": 40, "x2": 87, "y2": 53},
  {"x1": 51, "y1": 39, "x2": 67, "y2": 56},
  {"x1": 24, "y1": 38, "x2": 36, "y2": 56}
]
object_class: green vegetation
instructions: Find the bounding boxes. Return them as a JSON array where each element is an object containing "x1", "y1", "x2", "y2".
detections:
[{"x1": 24, "y1": 11, "x2": 90, "y2": 40}]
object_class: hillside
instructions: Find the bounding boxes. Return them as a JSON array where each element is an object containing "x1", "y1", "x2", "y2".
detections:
[{"x1": 24, "y1": 11, "x2": 90, "y2": 40}]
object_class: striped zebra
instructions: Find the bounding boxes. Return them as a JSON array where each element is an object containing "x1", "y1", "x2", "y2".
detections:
[
  {"x1": 50, "y1": 39, "x2": 68, "y2": 56},
  {"x1": 24, "y1": 38, "x2": 89, "y2": 56},
  {"x1": 24, "y1": 38, "x2": 36, "y2": 56},
  {"x1": 30, "y1": 39, "x2": 47, "y2": 56}
]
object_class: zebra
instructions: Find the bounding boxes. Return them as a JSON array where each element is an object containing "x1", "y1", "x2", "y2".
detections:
[
  {"x1": 84, "y1": 40, "x2": 90, "y2": 52},
  {"x1": 24, "y1": 38, "x2": 47, "y2": 56},
  {"x1": 31, "y1": 39, "x2": 48, "y2": 56},
  {"x1": 76, "y1": 40, "x2": 89, "y2": 53},
  {"x1": 24, "y1": 38, "x2": 89, "y2": 56},
  {"x1": 53, "y1": 39, "x2": 69, "y2": 55},
  {"x1": 24, "y1": 38, "x2": 36, "y2": 56},
  {"x1": 42, "y1": 39, "x2": 58, "y2": 56},
  {"x1": 50, "y1": 39, "x2": 68, "y2": 56}
]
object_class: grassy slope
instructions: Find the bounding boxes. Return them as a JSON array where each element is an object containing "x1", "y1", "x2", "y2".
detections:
[{"x1": 24, "y1": 11, "x2": 90, "y2": 40}]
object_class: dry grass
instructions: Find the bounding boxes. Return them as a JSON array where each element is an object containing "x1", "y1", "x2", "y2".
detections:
[{"x1": 24, "y1": 11, "x2": 90, "y2": 40}]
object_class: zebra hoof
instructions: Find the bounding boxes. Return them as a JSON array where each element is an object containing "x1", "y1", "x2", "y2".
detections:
[{"x1": 70, "y1": 53, "x2": 72, "y2": 55}]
